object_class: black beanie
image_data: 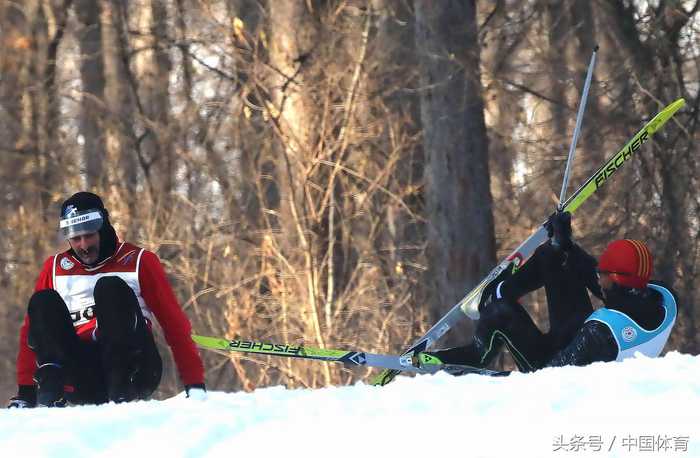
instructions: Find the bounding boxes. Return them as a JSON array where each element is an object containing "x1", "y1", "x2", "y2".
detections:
[{"x1": 60, "y1": 192, "x2": 118, "y2": 265}]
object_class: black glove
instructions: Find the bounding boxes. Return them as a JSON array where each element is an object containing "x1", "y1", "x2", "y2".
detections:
[
  {"x1": 185, "y1": 383, "x2": 207, "y2": 399},
  {"x1": 7, "y1": 385, "x2": 37, "y2": 409},
  {"x1": 545, "y1": 210, "x2": 573, "y2": 251}
]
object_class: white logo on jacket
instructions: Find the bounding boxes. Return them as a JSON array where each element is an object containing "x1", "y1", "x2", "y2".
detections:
[
  {"x1": 60, "y1": 257, "x2": 75, "y2": 270},
  {"x1": 621, "y1": 326, "x2": 637, "y2": 342}
]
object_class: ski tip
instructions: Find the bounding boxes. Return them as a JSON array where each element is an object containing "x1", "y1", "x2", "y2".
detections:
[
  {"x1": 593, "y1": 44, "x2": 599, "y2": 52},
  {"x1": 666, "y1": 98, "x2": 686, "y2": 113},
  {"x1": 648, "y1": 98, "x2": 686, "y2": 134},
  {"x1": 191, "y1": 334, "x2": 208, "y2": 346},
  {"x1": 191, "y1": 334, "x2": 227, "y2": 348},
  {"x1": 670, "y1": 98, "x2": 686, "y2": 107}
]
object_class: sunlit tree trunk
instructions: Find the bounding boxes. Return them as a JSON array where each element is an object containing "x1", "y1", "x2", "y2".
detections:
[
  {"x1": 75, "y1": 0, "x2": 107, "y2": 189},
  {"x1": 13, "y1": 0, "x2": 68, "y2": 228},
  {"x1": 132, "y1": 0, "x2": 174, "y2": 206},
  {"x1": 101, "y1": 0, "x2": 138, "y2": 231},
  {"x1": 0, "y1": 1, "x2": 32, "y2": 202},
  {"x1": 266, "y1": 1, "x2": 328, "y2": 385}
]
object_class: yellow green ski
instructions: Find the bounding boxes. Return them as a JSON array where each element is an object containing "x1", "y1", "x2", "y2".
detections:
[{"x1": 192, "y1": 334, "x2": 504, "y2": 376}]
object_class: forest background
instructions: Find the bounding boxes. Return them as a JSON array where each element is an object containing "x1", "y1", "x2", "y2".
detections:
[{"x1": 1, "y1": 0, "x2": 698, "y2": 400}]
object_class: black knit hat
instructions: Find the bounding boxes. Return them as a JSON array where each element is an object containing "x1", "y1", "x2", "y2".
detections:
[{"x1": 60, "y1": 192, "x2": 118, "y2": 265}]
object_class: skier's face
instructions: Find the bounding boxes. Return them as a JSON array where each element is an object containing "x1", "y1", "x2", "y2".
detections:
[
  {"x1": 69, "y1": 231, "x2": 100, "y2": 264},
  {"x1": 597, "y1": 271, "x2": 614, "y2": 300},
  {"x1": 598, "y1": 272, "x2": 614, "y2": 290}
]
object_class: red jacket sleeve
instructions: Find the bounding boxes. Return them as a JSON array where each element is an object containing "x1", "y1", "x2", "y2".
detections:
[
  {"x1": 16, "y1": 257, "x2": 55, "y2": 385},
  {"x1": 139, "y1": 250, "x2": 204, "y2": 386}
]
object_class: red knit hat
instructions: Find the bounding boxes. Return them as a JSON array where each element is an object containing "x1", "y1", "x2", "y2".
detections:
[{"x1": 598, "y1": 239, "x2": 652, "y2": 289}]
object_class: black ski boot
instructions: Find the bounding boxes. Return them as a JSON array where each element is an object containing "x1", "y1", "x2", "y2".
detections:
[
  {"x1": 34, "y1": 364, "x2": 67, "y2": 408},
  {"x1": 105, "y1": 348, "x2": 141, "y2": 403},
  {"x1": 420, "y1": 336, "x2": 487, "y2": 368}
]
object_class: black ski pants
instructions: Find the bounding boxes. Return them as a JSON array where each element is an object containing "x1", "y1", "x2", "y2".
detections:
[
  {"x1": 433, "y1": 298, "x2": 555, "y2": 371},
  {"x1": 28, "y1": 276, "x2": 162, "y2": 404},
  {"x1": 433, "y1": 243, "x2": 601, "y2": 372}
]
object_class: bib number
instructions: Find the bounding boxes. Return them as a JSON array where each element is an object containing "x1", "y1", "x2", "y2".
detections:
[{"x1": 70, "y1": 305, "x2": 95, "y2": 324}]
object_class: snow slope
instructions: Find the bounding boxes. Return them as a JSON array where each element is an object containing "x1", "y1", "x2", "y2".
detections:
[{"x1": 1, "y1": 352, "x2": 699, "y2": 458}]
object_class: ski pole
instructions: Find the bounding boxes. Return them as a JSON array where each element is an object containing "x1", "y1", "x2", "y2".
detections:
[{"x1": 559, "y1": 45, "x2": 598, "y2": 208}]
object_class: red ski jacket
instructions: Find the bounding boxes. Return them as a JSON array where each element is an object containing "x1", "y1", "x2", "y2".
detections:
[{"x1": 16, "y1": 241, "x2": 204, "y2": 386}]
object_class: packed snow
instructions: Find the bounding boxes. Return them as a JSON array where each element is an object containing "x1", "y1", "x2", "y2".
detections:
[{"x1": 1, "y1": 352, "x2": 699, "y2": 458}]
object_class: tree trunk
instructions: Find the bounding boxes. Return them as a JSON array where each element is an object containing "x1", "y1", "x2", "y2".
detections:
[
  {"x1": 132, "y1": 0, "x2": 174, "y2": 205},
  {"x1": 571, "y1": 0, "x2": 602, "y2": 164},
  {"x1": 414, "y1": 0, "x2": 496, "y2": 322},
  {"x1": 75, "y1": 0, "x2": 107, "y2": 189},
  {"x1": 0, "y1": 1, "x2": 33, "y2": 200},
  {"x1": 545, "y1": 0, "x2": 570, "y2": 187},
  {"x1": 37, "y1": 1, "x2": 71, "y2": 217},
  {"x1": 266, "y1": 1, "x2": 329, "y2": 384},
  {"x1": 101, "y1": 0, "x2": 138, "y2": 229}
]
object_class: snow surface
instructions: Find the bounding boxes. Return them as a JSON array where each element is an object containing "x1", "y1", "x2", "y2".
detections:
[{"x1": 1, "y1": 352, "x2": 699, "y2": 458}]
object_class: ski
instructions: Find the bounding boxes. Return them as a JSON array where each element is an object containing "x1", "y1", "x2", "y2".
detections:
[
  {"x1": 371, "y1": 98, "x2": 686, "y2": 387},
  {"x1": 192, "y1": 334, "x2": 505, "y2": 376}
]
